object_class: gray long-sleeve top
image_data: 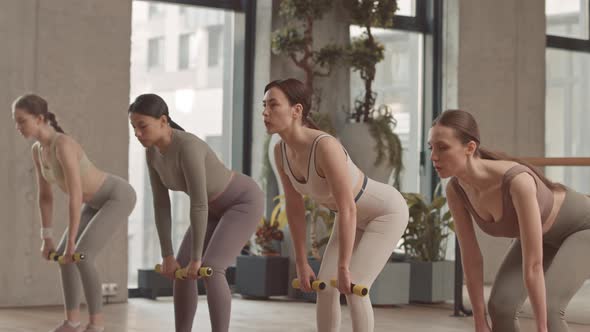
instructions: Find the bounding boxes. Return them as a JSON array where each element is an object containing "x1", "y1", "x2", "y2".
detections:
[{"x1": 146, "y1": 129, "x2": 232, "y2": 260}]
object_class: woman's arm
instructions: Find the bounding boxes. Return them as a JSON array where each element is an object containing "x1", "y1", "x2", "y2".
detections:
[
  {"x1": 32, "y1": 143, "x2": 54, "y2": 255},
  {"x1": 446, "y1": 182, "x2": 489, "y2": 329},
  {"x1": 55, "y1": 137, "x2": 83, "y2": 253},
  {"x1": 32, "y1": 143, "x2": 54, "y2": 230},
  {"x1": 146, "y1": 152, "x2": 173, "y2": 258},
  {"x1": 315, "y1": 138, "x2": 356, "y2": 272},
  {"x1": 510, "y1": 173, "x2": 547, "y2": 332},
  {"x1": 178, "y1": 143, "x2": 209, "y2": 262},
  {"x1": 273, "y1": 142, "x2": 307, "y2": 263}
]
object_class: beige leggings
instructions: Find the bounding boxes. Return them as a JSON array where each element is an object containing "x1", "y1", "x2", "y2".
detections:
[{"x1": 316, "y1": 178, "x2": 409, "y2": 332}]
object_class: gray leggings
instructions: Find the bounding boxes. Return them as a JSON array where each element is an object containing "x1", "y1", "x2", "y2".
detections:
[
  {"x1": 173, "y1": 173, "x2": 264, "y2": 332},
  {"x1": 56, "y1": 174, "x2": 136, "y2": 315},
  {"x1": 488, "y1": 189, "x2": 590, "y2": 332}
]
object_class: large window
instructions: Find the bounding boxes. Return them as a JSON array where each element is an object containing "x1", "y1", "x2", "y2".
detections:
[
  {"x1": 546, "y1": 1, "x2": 590, "y2": 192},
  {"x1": 147, "y1": 37, "x2": 165, "y2": 70},
  {"x1": 546, "y1": 0, "x2": 588, "y2": 39},
  {"x1": 349, "y1": 27, "x2": 423, "y2": 192},
  {"x1": 128, "y1": 0, "x2": 248, "y2": 287},
  {"x1": 349, "y1": 0, "x2": 428, "y2": 193},
  {"x1": 178, "y1": 33, "x2": 197, "y2": 70}
]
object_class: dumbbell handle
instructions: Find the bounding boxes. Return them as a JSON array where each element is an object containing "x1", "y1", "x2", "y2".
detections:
[
  {"x1": 154, "y1": 264, "x2": 213, "y2": 279},
  {"x1": 292, "y1": 279, "x2": 326, "y2": 291},
  {"x1": 48, "y1": 251, "x2": 85, "y2": 264},
  {"x1": 329, "y1": 279, "x2": 369, "y2": 297}
]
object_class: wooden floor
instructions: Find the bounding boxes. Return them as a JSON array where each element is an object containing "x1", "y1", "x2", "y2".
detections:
[{"x1": 1, "y1": 294, "x2": 588, "y2": 332}]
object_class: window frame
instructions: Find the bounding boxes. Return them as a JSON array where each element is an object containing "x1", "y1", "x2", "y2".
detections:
[
  {"x1": 546, "y1": 1, "x2": 590, "y2": 52},
  {"x1": 141, "y1": 0, "x2": 257, "y2": 175}
]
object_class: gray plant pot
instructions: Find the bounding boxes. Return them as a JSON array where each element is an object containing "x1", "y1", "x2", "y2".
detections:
[
  {"x1": 409, "y1": 260, "x2": 455, "y2": 303},
  {"x1": 136, "y1": 269, "x2": 172, "y2": 299},
  {"x1": 369, "y1": 261, "x2": 411, "y2": 305},
  {"x1": 236, "y1": 255, "x2": 289, "y2": 298}
]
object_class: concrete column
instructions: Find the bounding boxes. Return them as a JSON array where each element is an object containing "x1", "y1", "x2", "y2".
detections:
[
  {"x1": 0, "y1": 0, "x2": 132, "y2": 306},
  {"x1": 445, "y1": 0, "x2": 546, "y2": 283}
]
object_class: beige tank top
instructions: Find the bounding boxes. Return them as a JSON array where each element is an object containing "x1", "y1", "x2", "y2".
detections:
[{"x1": 35, "y1": 134, "x2": 94, "y2": 189}]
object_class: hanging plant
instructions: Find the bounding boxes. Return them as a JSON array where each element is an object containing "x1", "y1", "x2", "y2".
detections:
[{"x1": 343, "y1": 0, "x2": 403, "y2": 184}]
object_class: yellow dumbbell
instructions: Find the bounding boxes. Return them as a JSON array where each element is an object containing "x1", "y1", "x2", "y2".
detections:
[
  {"x1": 154, "y1": 264, "x2": 213, "y2": 279},
  {"x1": 48, "y1": 251, "x2": 85, "y2": 264},
  {"x1": 292, "y1": 278, "x2": 326, "y2": 292},
  {"x1": 329, "y1": 279, "x2": 369, "y2": 297}
]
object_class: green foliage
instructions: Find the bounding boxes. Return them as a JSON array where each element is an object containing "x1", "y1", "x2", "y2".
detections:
[
  {"x1": 269, "y1": 194, "x2": 335, "y2": 260},
  {"x1": 348, "y1": 36, "x2": 385, "y2": 83},
  {"x1": 344, "y1": 0, "x2": 397, "y2": 28},
  {"x1": 279, "y1": 0, "x2": 334, "y2": 21},
  {"x1": 314, "y1": 43, "x2": 347, "y2": 69},
  {"x1": 259, "y1": 135, "x2": 273, "y2": 192},
  {"x1": 344, "y1": 0, "x2": 397, "y2": 122},
  {"x1": 271, "y1": 0, "x2": 345, "y2": 121},
  {"x1": 303, "y1": 196, "x2": 336, "y2": 260},
  {"x1": 367, "y1": 105, "x2": 403, "y2": 186},
  {"x1": 343, "y1": 0, "x2": 403, "y2": 174},
  {"x1": 402, "y1": 183, "x2": 455, "y2": 262},
  {"x1": 271, "y1": 26, "x2": 307, "y2": 56}
]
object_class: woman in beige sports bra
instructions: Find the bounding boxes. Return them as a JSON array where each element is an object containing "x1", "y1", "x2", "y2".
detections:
[
  {"x1": 429, "y1": 109, "x2": 590, "y2": 332},
  {"x1": 263, "y1": 78, "x2": 409, "y2": 332},
  {"x1": 12, "y1": 94, "x2": 136, "y2": 332}
]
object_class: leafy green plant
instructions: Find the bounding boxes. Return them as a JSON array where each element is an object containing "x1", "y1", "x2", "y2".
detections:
[
  {"x1": 259, "y1": 135, "x2": 273, "y2": 193},
  {"x1": 343, "y1": 0, "x2": 403, "y2": 181},
  {"x1": 271, "y1": 0, "x2": 345, "y2": 114},
  {"x1": 303, "y1": 196, "x2": 336, "y2": 260},
  {"x1": 367, "y1": 105, "x2": 403, "y2": 186},
  {"x1": 255, "y1": 216, "x2": 284, "y2": 256},
  {"x1": 345, "y1": 0, "x2": 397, "y2": 122},
  {"x1": 252, "y1": 194, "x2": 289, "y2": 256},
  {"x1": 401, "y1": 183, "x2": 455, "y2": 262},
  {"x1": 269, "y1": 194, "x2": 335, "y2": 261}
]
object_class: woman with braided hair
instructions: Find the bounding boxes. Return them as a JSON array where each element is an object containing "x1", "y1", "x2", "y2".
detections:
[{"x1": 12, "y1": 94, "x2": 136, "y2": 332}]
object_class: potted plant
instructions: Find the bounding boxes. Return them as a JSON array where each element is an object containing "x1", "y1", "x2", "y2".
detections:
[
  {"x1": 368, "y1": 250, "x2": 411, "y2": 305},
  {"x1": 254, "y1": 216, "x2": 285, "y2": 256},
  {"x1": 236, "y1": 204, "x2": 289, "y2": 299},
  {"x1": 401, "y1": 182, "x2": 455, "y2": 303},
  {"x1": 260, "y1": 192, "x2": 336, "y2": 302},
  {"x1": 339, "y1": 0, "x2": 404, "y2": 186},
  {"x1": 265, "y1": 0, "x2": 342, "y2": 204},
  {"x1": 271, "y1": 0, "x2": 345, "y2": 115}
]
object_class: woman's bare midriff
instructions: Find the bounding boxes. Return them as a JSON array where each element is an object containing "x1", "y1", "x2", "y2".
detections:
[{"x1": 58, "y1": 166, "x2": 107, "y2": 203}]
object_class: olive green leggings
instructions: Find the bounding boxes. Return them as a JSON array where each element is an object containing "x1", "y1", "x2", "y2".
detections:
[
  {"x1": 57, "y1": 174, "x2": 136, "y2": 315},
  {"x1": 488, "y1": 189, "x2": 590, "y2": 332}
]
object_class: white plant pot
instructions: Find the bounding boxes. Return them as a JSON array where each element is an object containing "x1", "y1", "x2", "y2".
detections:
[{"x1": 339, "y1": 122, "x2": 395, "y2": 184}]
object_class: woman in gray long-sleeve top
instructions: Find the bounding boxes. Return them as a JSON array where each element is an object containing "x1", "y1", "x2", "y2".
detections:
[{"x1": 128, "y1": 94, "x2": 264, "y2": 332}]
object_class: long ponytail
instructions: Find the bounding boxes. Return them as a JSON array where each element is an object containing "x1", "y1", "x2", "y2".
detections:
[
  {"x1": 478, "y1": 147, "x2": 564, "y2": 191},
  {"x1": 166, "y1": 115, "x2": 185, "y2": 131},
  {"x1": 434, "y1": 109, "x2": 565, "y2": 191}
]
